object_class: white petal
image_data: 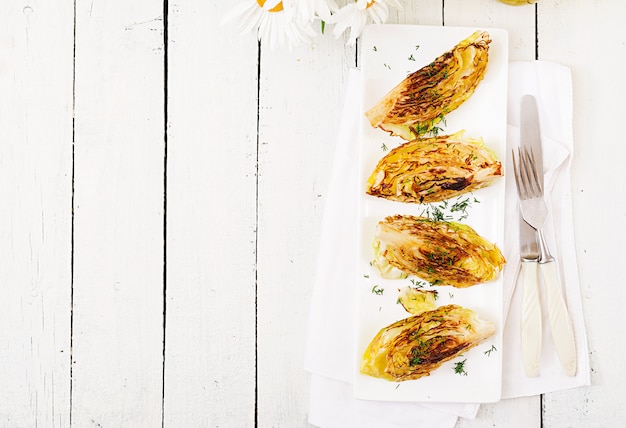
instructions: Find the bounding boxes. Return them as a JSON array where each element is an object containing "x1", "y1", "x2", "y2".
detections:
[
  {"x1": 369, "y1": 3, "x2": 389, "y2": 24},
  {"x1": 323, "y1": 0, "x2": 339, "y2": 13},
  {"x1": 263, "y1": 0, "x2": 283, "y2": 11},
  {"x1": 346, "y1": 10, "x2": 367, "y2": 45},
  {"x1": 329, "y1": 4, "x2": 356, "y2": 38},
  {"x1": 355, "y1": 0, "x2": 369, "y2": 10}
]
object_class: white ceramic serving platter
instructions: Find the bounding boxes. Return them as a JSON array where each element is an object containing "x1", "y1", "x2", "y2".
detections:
[{"x1": 355, "y1": 25, "x2": 508, "y2": 403}]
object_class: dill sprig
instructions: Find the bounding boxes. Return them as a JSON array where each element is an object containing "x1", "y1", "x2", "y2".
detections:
[
  {"x1": 371, "y1": 285, "x2": 384, "y2": 295},
  {"x1": 453, "y1": 359, "x2": 468, "y2": 376},
  {"x1": 421, "y1": 195, "x2": 479, "y2": 222}
]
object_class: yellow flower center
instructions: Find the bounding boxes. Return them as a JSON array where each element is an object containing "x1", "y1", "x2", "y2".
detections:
[
  {"x1": 366, "y1": 1, "x2": 375, "y2": 8},
  {"x1": 257, "y1": 0, "x2": 284, "y2": 12}
]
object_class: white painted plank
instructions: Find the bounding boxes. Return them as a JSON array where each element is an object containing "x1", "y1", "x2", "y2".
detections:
[
  {"x1": 445, "y1": 0, "x2": 537, "y2": 61},
  {"x1": 384, "y1": 0, "x2": 445, "y2": 26},
  {"x1": 256, "y1": 35, "x2": 354, "y2": 427},
  {"x1": 256, "y1": 4, "x2": 444, "y2": 426},
  {"x1": 538, "y1": 0, "x2": 626, "y2": 426},
  {"x1": 0, "y1": 1, "x2": 618, "y2": 427},
  {"x1": 0, "y1": 2, "x2": 73, "y2": 426},
  {"x1": 162, "y1": 1, "x2": 258, "y2": 426},
  {"x1": 71, "y1": 0, "x2": 165, "y2": 425},
  {"x1": 457, "y1": 397, "x2": 540, "y2": 428}
]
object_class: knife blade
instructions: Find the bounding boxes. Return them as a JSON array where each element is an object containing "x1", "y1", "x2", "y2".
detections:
[
  {"x1": 520, "y1": 94, "x2": 577, "y2": 376},
  {"x1": 521, "y1": 95, "x2": 543, "y2": 188},
  {"x1": 518, "y1": 97, "x2": 543, "y2": 377}
]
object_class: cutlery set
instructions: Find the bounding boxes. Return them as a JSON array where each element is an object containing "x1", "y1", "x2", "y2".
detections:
[{"x1": 512, "y1": 95, "x2": 577, "y2": 377}]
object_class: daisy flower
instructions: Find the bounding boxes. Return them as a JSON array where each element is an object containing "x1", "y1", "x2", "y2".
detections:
[
  {"x1": 222, "y1": 0, "x2": 318, "y2": 50},
  {"x1": 297, "y1": 0, "x2": 339, "y2": 22},
  {"x1": 330, "y1": 0, "x2": 404, "y2": 45}
]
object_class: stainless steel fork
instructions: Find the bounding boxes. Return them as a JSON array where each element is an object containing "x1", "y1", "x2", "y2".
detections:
[
  {"x1": 512, "y1": 147, "x2": 577, "y2": 376},
  {"x1": 512, "y1": 148, "x2": 553, "y2": 262}
]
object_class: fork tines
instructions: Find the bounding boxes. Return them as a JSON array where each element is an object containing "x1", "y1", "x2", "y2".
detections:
[{"x1": 512, "y1": 147, "x2": 543, "y2": 200}]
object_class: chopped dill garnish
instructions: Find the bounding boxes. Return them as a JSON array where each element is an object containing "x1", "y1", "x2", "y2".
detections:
[
  {"x1": 453, "y1": 359, "x2": 468, "y2": 376},
  {"x1": 484, "y1": 345, "x2": 497, "y2": 356},
  {"x1": 421, "y1": 195, "x2": 480, "y2": 222},
  {"x1": 371, "y1": 285, "x2": 384, "y2": 295}
]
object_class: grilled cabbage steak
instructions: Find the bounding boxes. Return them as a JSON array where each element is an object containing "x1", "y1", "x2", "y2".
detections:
[
  {"x1": 366, "y1": 131, "x2": 503, "y2": 203},
  {"x1": 360, "y1": 304, "x2": 495, "y2": 381},
  {"x1": 373, "y1": 215, "x2": 505, "y2": 287},
  {"x1": 365, "y1": 30, "x2": 491, "y2": 140},
  {"x1": 397, "y1": 287, "x2": 438, "y2": 315}
]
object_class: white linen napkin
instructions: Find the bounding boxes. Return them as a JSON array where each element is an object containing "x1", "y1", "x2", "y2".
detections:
[
  {"x1": 501, "y1": 61, "x2": 591, "y2": 398},
  {"x1": 305, "y1": 62, "x2": 590, "y2": 427}
]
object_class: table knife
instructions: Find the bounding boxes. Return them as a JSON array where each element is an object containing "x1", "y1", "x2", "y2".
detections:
[
  {"x1": 519, "y1": 215, "x2": 542, "y2": 378},
  {"x1": 521, "y1": 94, "x2": 577, "y2": 376},
  {"x1": 519, "y1": 95, "x2": 543, "y2": 377}
]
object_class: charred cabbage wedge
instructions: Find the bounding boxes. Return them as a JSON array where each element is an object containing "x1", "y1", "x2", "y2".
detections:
[
  {"x1": 365, "y1": 30, "x2": 491, "y2": 140},
  {"x1": 397, "y1": 287, "x2": 438, "y2": 315},
  {"x1": 373, "y1": 215, "x2": 505, "y2": 287},
  {"x1": 361, "y1": 304, "x2": 495, "y2": 381},
  {"x1": 366, "y1": 131, "x2": 503, "y2": 203}
]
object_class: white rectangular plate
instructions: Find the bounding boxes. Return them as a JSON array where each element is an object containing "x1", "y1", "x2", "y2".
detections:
[{"x1": 355, "y1": 25, "x2": 508, "y2": 403}]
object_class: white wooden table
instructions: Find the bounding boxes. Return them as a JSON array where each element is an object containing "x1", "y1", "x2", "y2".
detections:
[{"x1": 1, "y1": 1, "x2": 625, "y2": 426}]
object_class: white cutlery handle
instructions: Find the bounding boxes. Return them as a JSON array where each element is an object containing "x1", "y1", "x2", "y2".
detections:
[
  {"x1": 540, "y1": 260, "x2": 577, "y2": 376},
  {"x1": 520, "y1": 261, "x2": 542, "y2": 377}
]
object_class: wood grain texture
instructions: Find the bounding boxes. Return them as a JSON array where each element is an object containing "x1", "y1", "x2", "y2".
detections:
[
  {"x1": 226, "y1": 2, "x2": 453, "y2": 426},
  {"x1": 445, "y1": 0, "x2": 537, "y2": 61},
  {"x1": 254, "y1": 7, "x2": 442, "y2": 424},
  {"x1": 538, "y1": 0, "x2": 626, "y2": 425},
  {"x1": 162, "y1": 1, "x2": 258, "y2": 426},
  {"x1": 1, "y1": 0, "x2": 621, "y2": 426},
  {"x1": 256, "y1": 34, "x2": 355, "y2": 426},
  {"x1": 72, "y1": 0, "x2": 165, "y2": 425},
  {"x1": 459, "y1": 397, "x2": 541, "y2": 428},
  {"x1": 0, "y1": 2, "x2": 74, "y2": 426},
  {"x1": 383, "y1": 0, "x2": 444, "y2": 25}
]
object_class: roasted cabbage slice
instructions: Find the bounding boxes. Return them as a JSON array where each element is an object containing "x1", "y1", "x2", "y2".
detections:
[
  {"x1": 397, "y1": 286, "x2": 438, "y2": 315},
  {"x1": 360, "y1": 304, "x2": 495, "y2": 381},
  {"x1": 366, "y1": 131, "x2": 503, "y2": 203},
  {"x1": 365, "y1": 30, "x2": 491, "y2": 140},
  {"x1": 373, "y1": 215, "x2": 505, "y2": 287}
]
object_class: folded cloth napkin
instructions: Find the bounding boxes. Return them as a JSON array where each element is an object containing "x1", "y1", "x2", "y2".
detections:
[
  {"x1": 501, "y1": 61, "x2": 591, "y2": 398},
  {"x1": 304, "y1": 62, "x2": 590, "y2": 427}
]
